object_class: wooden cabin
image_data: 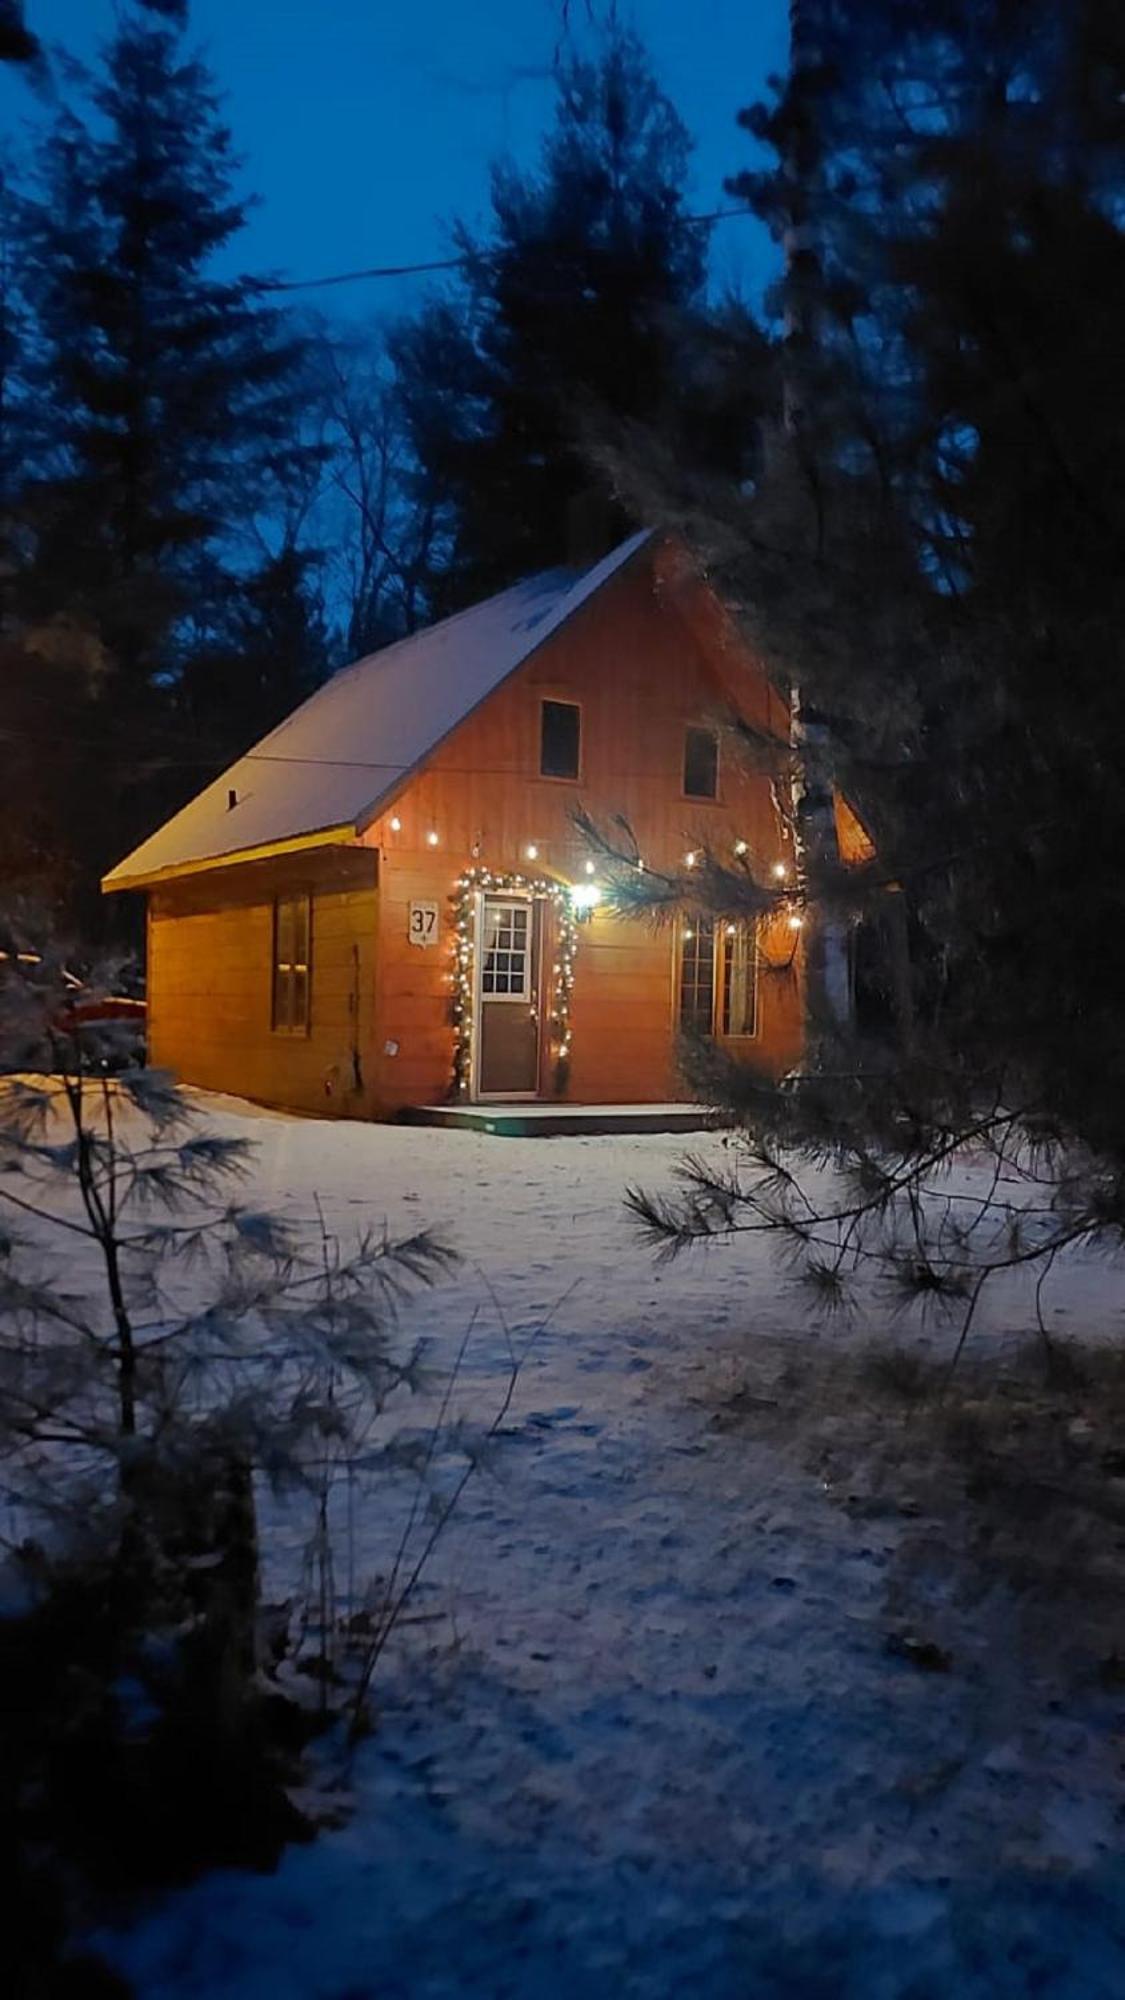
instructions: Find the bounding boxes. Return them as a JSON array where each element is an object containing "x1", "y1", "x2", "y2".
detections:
[{"x1": 103, "y1": 531, "x2": 818, "y2": 1120}]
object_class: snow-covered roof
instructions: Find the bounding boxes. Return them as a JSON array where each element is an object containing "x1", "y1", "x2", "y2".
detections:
[{"x1": 103, "y1": 531, "x2": 652, "y2": 891}]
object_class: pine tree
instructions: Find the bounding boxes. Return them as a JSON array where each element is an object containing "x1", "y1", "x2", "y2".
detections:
[
  {"x1": 390, "y1": 26, "x2": 711, "y2": 610},
  {"x1": 188, "y1": 544, "x2": 336, "y2": 753},
  {"x1": 10, "y1": 1, "x2": 315, "y2": 920},
  {"x1": 606, "y1": 0, "x2": 1125, "y2": 1333}
]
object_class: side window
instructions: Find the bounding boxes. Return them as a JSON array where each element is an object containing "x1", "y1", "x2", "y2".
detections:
[
  {"x1": 678, "y1": 917, "x2": 716, "y2": 1035},
  {"x1": 678, "y1": 917, "x2": 759, "y2": 1038},
  {"x1": 273, "y1": 892, "x2": 311, "y2": 1033},
  {"x1": 540, "y1": 699, "x2": 581, "y2": 780},
  {"x1": 683, "y1": 725, "x2": 718, "y2": 801},
  {"x1": 720, "y1": 921, "x2": 759, "y2": 1038}
]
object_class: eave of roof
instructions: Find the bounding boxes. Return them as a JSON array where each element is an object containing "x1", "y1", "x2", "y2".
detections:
[{"x1": 101, "y1": 823, "x2": 361, "y2": 895}]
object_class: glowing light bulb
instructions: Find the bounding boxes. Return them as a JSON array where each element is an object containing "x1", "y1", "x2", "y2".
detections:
[
  {"x1": 426, "y1": 830, "x2": 440, "y2": 847},
  {"x1": 734, "y1": 839, "x2": 748, "y2": 857},
  {"x1": 772, "y1": 861, "x2": 787, "y2": 880},
  {"x1": 726, "y1": 923, "x2": 737, "y2": 936},
  {"x1": 389, "y1": 815, "x2": 402, "y2": 833},
  {"x1": 526, "y1": 843, "x2": 539, "y2": 860},
  {"x1": 684, "y1": 851, "x2": 697, "y2": 869},
  {"x1": 684, "y1": 927, "x2": 695, "y2": 941},
  {"x1": 584, "y1": 859, "x2": 596, "y2": 876},
  {"x1": 787, "y1": 914, "x2": 803, "y2": 931},
  {"x1": 571, "y1": 882, "x2": 601, "y2": 912}
]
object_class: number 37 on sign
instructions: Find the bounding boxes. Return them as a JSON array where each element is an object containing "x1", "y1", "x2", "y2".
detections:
[{"x1": 408, "y1": 901, "x2": 439, "y2": 948}]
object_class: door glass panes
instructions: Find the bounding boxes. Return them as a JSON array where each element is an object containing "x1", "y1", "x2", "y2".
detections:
[
  {"x1": 678, "y1": 917, "x2": 716, "y2": 1035},
  {"x1": 721, "y1": 922, "x2": 759, "y2": 1037},
  {"x1": 481, "y1": 901, "x2": 531, "y2": 998}
]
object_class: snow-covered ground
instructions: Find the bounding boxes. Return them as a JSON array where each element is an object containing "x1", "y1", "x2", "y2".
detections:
[{"x1": 94, "y1": 1097, "x2": 1125, "y2": 1999}]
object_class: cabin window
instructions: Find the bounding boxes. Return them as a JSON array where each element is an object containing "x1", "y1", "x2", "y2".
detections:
[
  {"x1": 273, "y1": 892, "x2": 311, "y2": 1033},
  {"x1": 720, "y1": 921, "x2": 759, "y2": 1038},
  {"x1": 678, "y1": 917, "x2": 717, "y2": 1036},
  {"x1": 540, "y1": 699, "x2": 581, "y2": 780},
  {"x1": 683, "y1": 725, "x2": 718, "y2": 800},
  {"x1": 679, "y1": 917, "x2": 759, "y2": 1039}
]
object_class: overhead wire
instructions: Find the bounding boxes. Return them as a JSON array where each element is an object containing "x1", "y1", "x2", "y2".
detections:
[{"x1": 260, "y1": 204, "x2": 755, "y2": 293}]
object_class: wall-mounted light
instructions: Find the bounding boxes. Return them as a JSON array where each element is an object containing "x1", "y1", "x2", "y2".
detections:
[
  {"x1": 684, "y1": 850, "x2": 698, "y2": 869},
  {"x1": 733, "y1": 839, "x2": 748, "y2": 857},
  {"x1": 570, "y1": 881, "x2": 601, "y2": 918},
  {"x1": 426, "y1": 830, "x2": 440, "y2": 847},
  {"x1": 526, "y1": 842, "x2": 539, "y2": 861},
  {"x1": 389, "y1": 815, "x2": 402, "y2": 832}
]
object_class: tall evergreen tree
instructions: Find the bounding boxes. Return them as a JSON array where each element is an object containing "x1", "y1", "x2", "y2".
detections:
[
  {"x1": 390, "y1": 27, "x2": 711, "y2": 610},
  {"x1": 609, "y1": 0, "x2": 1125, "y2": 1315},
  {"x1": 8, "y1": 0, "x2": 314, "y2": 920}
]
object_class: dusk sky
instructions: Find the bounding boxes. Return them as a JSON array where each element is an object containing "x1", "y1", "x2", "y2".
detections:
[{"x1": 1, "y1": 0, "x2": 788, "y2": 317}]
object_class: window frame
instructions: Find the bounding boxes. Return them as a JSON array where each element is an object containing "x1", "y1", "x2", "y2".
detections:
[
  {"x1": 479, "y1": 898, "x2": 534, "y2": 1004},
  {"x1": 677, "y1": 915, "x2": 760, "y2": 1041},
  {"x1": 272, "y1": 891, "x2": 312, "y2": 1036},
  {"x1": 682, "y1": 724, "x2": 720, "y2": 803},
  {"x1": 539, "y1": 697, "x2": 583, "y2": 783},
  {"x1": 719, "y1": 920, "x2": 760, "y2": 1040}
]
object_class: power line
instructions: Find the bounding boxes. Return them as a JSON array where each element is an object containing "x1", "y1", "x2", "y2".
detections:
[{"x1": 260, "y1": 204, "x2": 754, "y2": 295}]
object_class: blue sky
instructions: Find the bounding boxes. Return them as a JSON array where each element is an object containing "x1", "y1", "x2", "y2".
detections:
[{"x1": 1, "y1": 0, "x2": 788, "y2": 319}]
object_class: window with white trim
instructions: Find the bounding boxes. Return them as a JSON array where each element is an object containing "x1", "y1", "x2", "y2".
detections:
[
  {"x1": 481, "y1": 901, "x2": 532, "y2": 999},
  {"x1": 678, "y1": 917, "x2": 759, "y2": 1038}
]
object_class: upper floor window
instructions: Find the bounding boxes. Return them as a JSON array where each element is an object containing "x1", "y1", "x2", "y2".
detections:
[
  {"x1": 683, "y1": 725, "x2": 718, "y2": 800},
  {"x1": 540, "y1": 699, "x2": 581, "y2": 780},
  {"x1": 273, "y1": 892, "x2": 310, "y2": 1033}
]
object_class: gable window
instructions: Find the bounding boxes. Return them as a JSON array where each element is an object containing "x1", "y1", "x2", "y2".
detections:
[
  {"x1": 540, "y1": 699, "x2": 581, "y2": 780},
  {"x1": 273, "y1": 892, "x2": 310, "y2": 1033},
  {"x1": 678, "y1": 917, "x2": 759, "y2": 1039},
  {"x1": 683, "y1": 725, "x2": 718, "y2": 801}
]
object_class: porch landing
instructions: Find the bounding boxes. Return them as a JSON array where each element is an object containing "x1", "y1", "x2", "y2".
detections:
[{"x1": 400, "y1": 1101, "x2": 729, "y2": 1138}]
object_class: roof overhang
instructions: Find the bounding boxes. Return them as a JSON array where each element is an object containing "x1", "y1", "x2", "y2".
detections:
[{"x1": 101, "y1": 822, "x2": 361, "y2": 894}]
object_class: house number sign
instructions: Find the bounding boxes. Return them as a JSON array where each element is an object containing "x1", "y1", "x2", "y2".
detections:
[{"x1": 408, "y1": 900, "x2": 439, "y2": 948}]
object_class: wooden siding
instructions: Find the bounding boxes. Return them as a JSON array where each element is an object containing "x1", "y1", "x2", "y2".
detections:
[
  {"x1": 148, "y1": 848, "x2": 378, "y2": 1116},
  {"x1": 365, "y1": 545, "x2": 804, "y2": 1113}
]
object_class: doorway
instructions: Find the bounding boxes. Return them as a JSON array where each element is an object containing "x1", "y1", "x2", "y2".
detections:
[{"x1": 473, "y1": 892, "x2": 542, "y2": 1098}]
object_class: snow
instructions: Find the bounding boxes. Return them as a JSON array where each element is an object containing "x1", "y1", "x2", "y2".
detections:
[
  {"x1": 89, "y1": 1096, "x2": 1125, "y2": 1998},
  {"x1": 103, "y1": 532, "x2": 651, "y2": 889}
]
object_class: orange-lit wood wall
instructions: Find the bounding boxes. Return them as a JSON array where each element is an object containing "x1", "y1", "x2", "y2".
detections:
[
  {"x1": 364, "y1": 541, "x2": 805, "y2": 1113},
  {"x1": 147, "y1": 848, "x2": 379, "y2": 1116}
]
